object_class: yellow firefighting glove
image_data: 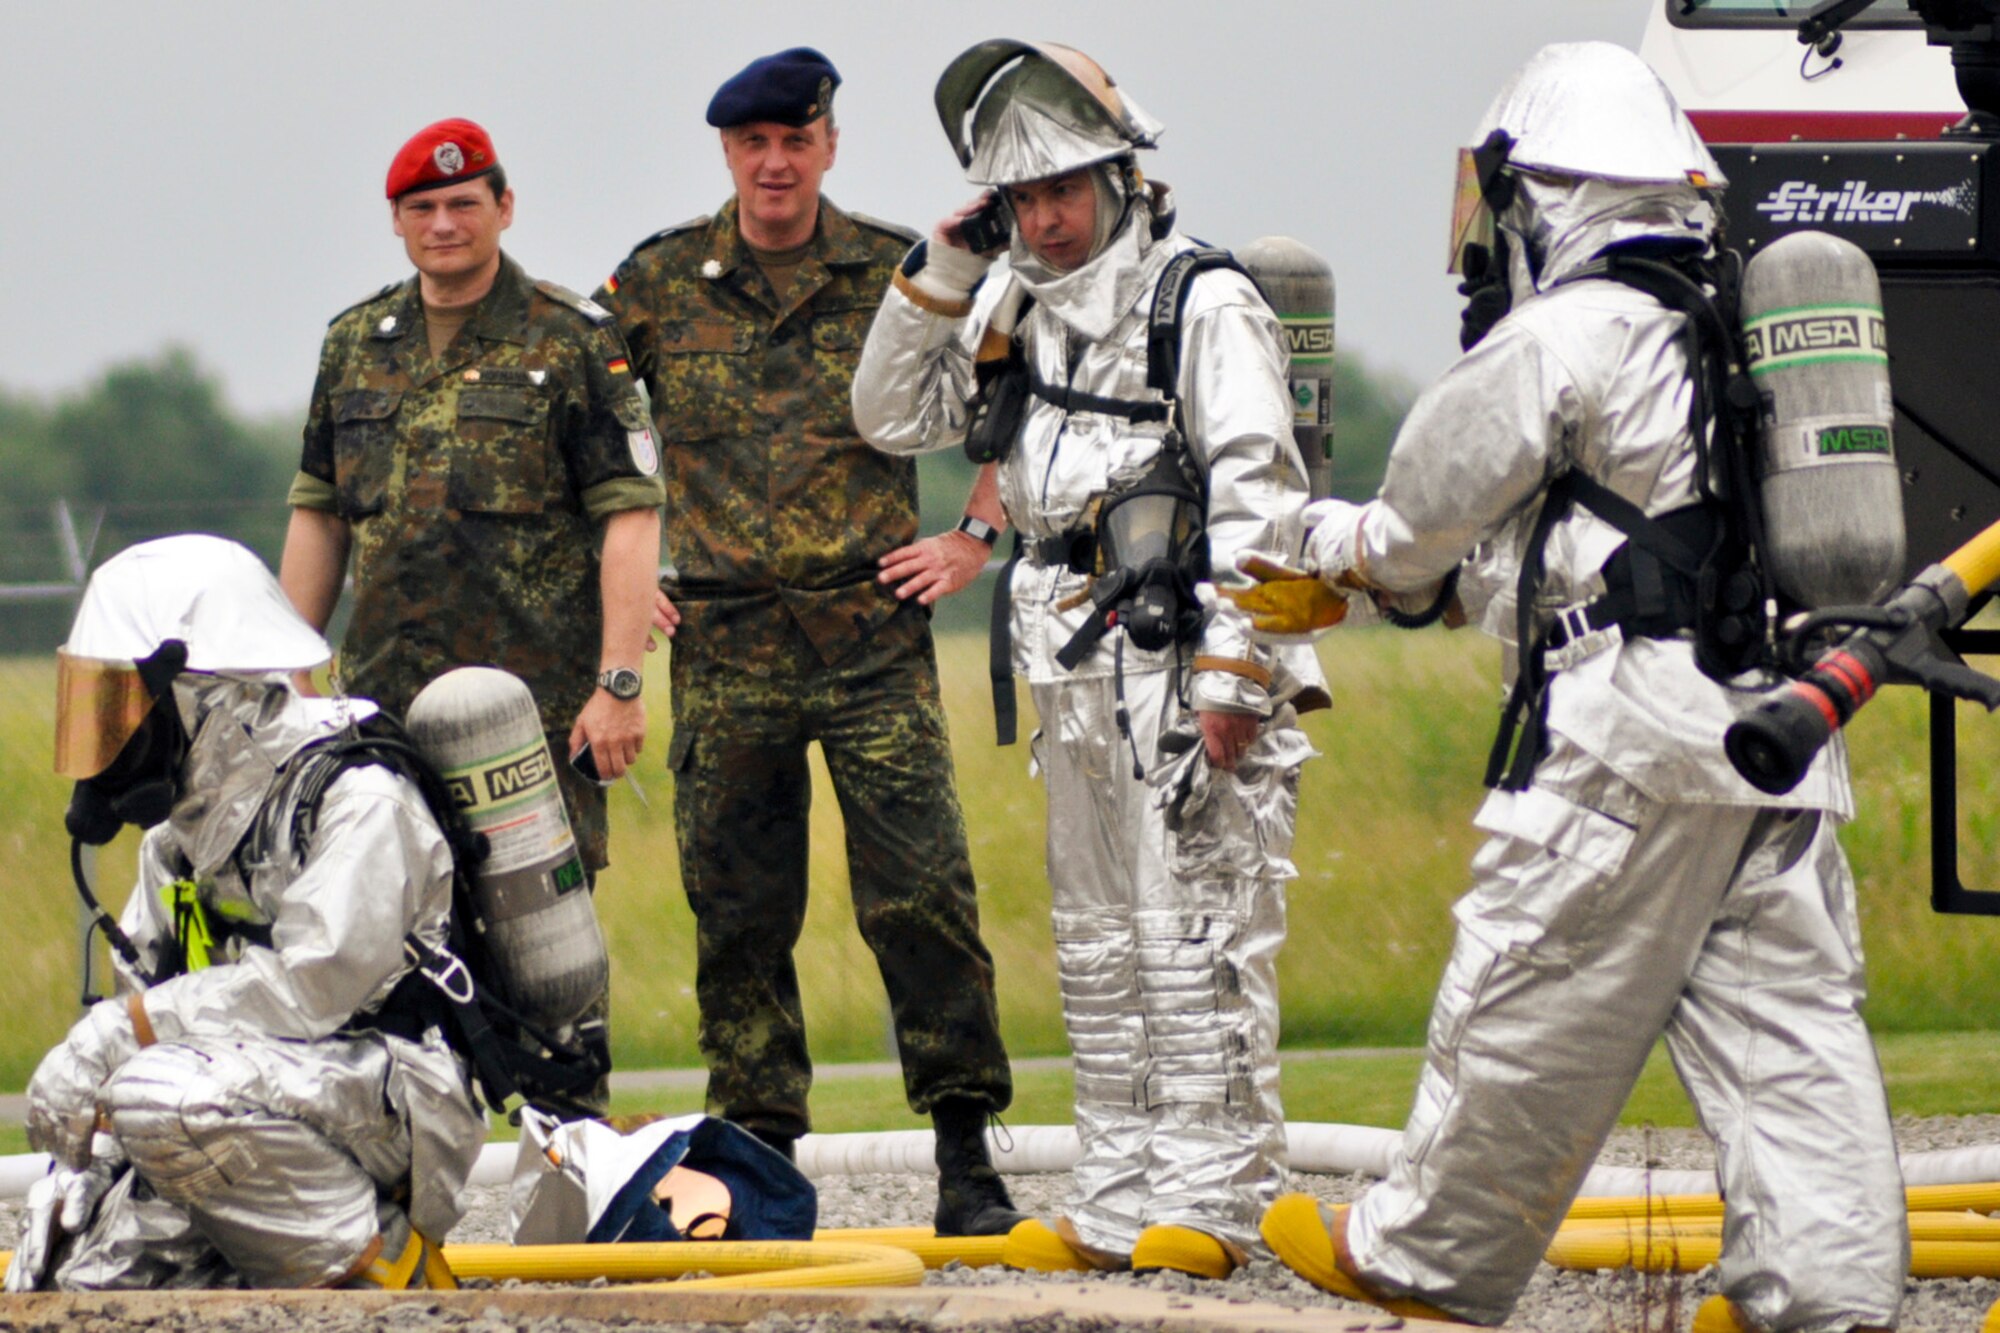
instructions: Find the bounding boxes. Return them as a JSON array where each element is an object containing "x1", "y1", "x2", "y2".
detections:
[{"x1": 1226, "y1": 553, "x2": 1360, "y2": 636}]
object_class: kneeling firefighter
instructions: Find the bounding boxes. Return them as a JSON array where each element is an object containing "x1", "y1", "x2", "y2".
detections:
[
  {"x1": 1234, "y1": 43, "x2": 1905, "y2": 1331},
  {"x1": 852, "y1": 39, "x2": 1328, "y2": 1279},
  {"x1": 9, "y1": 535, "x2": 484, "y2": 1292}
]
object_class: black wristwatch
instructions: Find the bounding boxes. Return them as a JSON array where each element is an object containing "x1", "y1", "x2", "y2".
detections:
[
  {"x1": 955, "y1": 515, "x2": 1001, "y2": 546},
  {"x1": 597, "y1": 667, "x2": 643, "y2": 701}
]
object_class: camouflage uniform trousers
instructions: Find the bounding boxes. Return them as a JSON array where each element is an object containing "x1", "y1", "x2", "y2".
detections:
[{"x1": 667, "y1": 613, "x2": 1012, "y2": 1139}]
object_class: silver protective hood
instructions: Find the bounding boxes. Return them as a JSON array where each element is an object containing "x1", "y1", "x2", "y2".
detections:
[
  {"x1": 937, "y1": 39, "x2": 1163, "y2": 187},
  {"x1": 1476, "y1": 41, "x2": 1723, "y2": 188},
  {"x1": 64, "y1": 534, "x2": 331, "y2": 674},
  {"x1": 165, "y1": 676, "x2": 377, "y2": 881},
  {"x1": 1505, "y1": 173, "x2": 1718, "y2": 298}
]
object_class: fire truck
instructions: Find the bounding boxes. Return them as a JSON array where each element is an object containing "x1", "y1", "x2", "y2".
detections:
[{"x1": 1641, "y1": 2, "x2": 2000, "y2": 910}]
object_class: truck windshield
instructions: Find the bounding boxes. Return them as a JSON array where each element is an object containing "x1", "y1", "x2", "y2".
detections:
[{"x1": 1667, "y1": 0, "x2": 1921, "y2": 27}]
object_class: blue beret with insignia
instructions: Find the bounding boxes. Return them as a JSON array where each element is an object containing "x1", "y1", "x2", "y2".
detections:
[{"x1": 706, "y1": 47, "x2": 841, "y2": 129}]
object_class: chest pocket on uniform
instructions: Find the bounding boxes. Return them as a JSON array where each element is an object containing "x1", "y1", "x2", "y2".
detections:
[
  {"x1": 805, "y1": 309, "x2": 872, "y2": 437},
  {"x1": 331, "y1": 389, "x2": 400, "y2": 518},
  {"x1": 656, "y1": 319, "x2": 756, "y2": 443},
  {"x1": 449, "y1": 384, "x2": 555, "y2": 514}
]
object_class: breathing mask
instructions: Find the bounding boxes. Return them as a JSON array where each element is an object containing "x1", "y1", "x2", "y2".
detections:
[
  {"x1": 1092, "y1": 449, "x2": 1208, "y2": 652},
  {"x1": 58, "y1": 640, "x2": 191, "y2": 846}
]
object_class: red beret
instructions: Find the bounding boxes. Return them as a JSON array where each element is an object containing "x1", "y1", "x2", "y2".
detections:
[{"x1": 386, "y1": 118, "x2": 499, "y2": 200}]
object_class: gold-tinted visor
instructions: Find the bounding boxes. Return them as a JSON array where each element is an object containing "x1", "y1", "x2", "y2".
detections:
[
  {"x1": 54, "y1": 650, "x2": 155, "y2": 779},
  {"x1": 653, "y1": 1164, "x2": 731, "y2": 1240},
  {"x1": 1447, "y1": 146, "x2": 1496, "y2": 276}
]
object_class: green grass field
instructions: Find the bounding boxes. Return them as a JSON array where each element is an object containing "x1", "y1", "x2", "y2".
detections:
[{"x1": 3, "y1": 627, "x2": 1999, "y2": 1101}]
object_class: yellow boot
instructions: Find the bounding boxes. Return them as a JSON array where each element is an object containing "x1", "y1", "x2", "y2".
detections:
[
  {"x1": 1260, "y1": 1195, "x2": 1466, "y2": 1323},
  {"x1": 1000, "y1": 1215, "x2": 1131, "y2": 1273},
  {"x1": 341, "y1": 1229, "x2": 457, "y2": 1290},
  {"x1": 1131, "y1": 1224, "x2": 1248, "y2": 1280},
  {"x1": 1692, "y1": 1295, "x2": 1890, "y2": 1333}
]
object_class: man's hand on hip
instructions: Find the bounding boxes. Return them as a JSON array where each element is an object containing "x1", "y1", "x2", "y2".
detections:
[
  {"x1": 651, "y1": 588, "x2": 681, "y2": 642},
  {"x1": 879, "y1": 531, "x2": 989, "y2": 606},
  {"x1": 570, "y1": 692, "x2": 645, "y2": 779}
]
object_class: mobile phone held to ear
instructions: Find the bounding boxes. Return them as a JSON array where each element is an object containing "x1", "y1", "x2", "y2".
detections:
[{"x1": 959, "y1": 194, "x2": 1010, "y2": 255}]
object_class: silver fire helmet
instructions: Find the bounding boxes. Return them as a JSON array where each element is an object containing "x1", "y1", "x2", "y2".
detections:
[
  {"x1": 1448, "y1": 41, "x2": 1723, "y2": 272},
  {"x1": 57, "y1": 535, "x2": 330, "y2": 777},
  {"x1": 935, "y1": 39, "x2": 1163, "y2": 187},
  {"x1": 1475, "y1": 41, "x2": 1723, "y2": 187}
]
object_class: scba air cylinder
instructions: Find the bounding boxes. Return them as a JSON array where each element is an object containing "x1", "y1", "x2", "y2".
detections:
[
  {"x1": 405, "y1": 666, "x2": 608, "y2": 1031},
  {"x1": 1741, "y1": 230, "x2": 1906, "y2": 606},
  {"x1": 1240, "y1": 236, "x2": 1336, "y2": 500}
]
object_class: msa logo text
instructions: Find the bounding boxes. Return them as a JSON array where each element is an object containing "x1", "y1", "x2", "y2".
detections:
[
  {"x1": 484, "y1": 748, "x2": 554, "y2": 800},
  {"x1": 1286, "y1": 325, "x2": 1334, "y2": 356},
  {"x1": 1755, "y1": 178, "x2": 1974, "y2": 225},
  {"x1": 1744, "y1": 311, "x2": 1887, "y2": 367}
]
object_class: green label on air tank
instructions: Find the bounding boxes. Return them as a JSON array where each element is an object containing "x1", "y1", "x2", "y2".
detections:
[
  {"x1": 1743, "y1": 304, "x2": 1887, "y2": 375},
  {"x1": 1816, "y1": 424, "x2": 1892, "y2": 456}
]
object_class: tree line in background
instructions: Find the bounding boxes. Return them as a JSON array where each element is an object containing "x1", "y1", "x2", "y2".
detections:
[{"x1": 0, "y1": 346, "x2": 1415, "y2": 650}]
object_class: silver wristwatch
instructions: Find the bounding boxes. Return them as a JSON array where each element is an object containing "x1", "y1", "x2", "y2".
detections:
[{"x1": 597, "y1": 667, "x2": 643, "y2": 700}]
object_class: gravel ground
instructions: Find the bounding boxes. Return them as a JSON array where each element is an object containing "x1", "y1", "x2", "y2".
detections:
[{"x1": 6, "y1": 1117, "x2": 1998, "y2": 1331}]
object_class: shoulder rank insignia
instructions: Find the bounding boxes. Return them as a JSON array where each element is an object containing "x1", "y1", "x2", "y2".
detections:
[
  {"x1": 845, "y1": 211, "x2": 922, "y2": 245},
  {"x1": 330, "y1": 280, "x2": 404, "y2": 328},
  {"x1": 535, "y1": 278, "x2": 613, "y2": 326}
]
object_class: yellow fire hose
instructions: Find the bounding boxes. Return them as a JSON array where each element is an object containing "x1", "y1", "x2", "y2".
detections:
[
  {"x1": 1563, "y1": 1180, "x2": 2000, "y2": 1222},
  {"x1": 1561, "y1": 1212, "x2": 2000, "y2": 1242},
  {"x1": 0, "y1": 1238, "x2": 932, "y2": 1292},
  {"x1": 1550, "y1": 1186, "x2": 2000, "y2": 1277},
  {"x1": 812, "y1": 1226, "x2": 1009, "y2": 1268},
  {"x1": 1943, "y1": 515, "x2": 2000, "y2": 597},
  {"x1": 443, "y1": 1239, "x2": 924, "y2": 1289}
]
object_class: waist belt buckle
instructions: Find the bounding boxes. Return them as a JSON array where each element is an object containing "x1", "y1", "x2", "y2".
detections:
[{"x1": 1544, "y1": 604, "x2": 1623, "y2": 672}]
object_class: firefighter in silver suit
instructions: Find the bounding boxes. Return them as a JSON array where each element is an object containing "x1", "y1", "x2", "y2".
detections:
[
  {"x1": 1241, "y1": 43, "x2": 1904, "y2": 1332},
  {"x1": 852, "y1": 40, "x2": 1328, "y2": 1279},
  {"x1": 9, "y1": 535, "x2": 483, "y2": 1292}
]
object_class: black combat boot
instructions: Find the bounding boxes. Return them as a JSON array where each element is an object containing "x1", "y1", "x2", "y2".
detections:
[{"x1": 931, "y1": 1097, "x2": 1029, "y2": 1237}]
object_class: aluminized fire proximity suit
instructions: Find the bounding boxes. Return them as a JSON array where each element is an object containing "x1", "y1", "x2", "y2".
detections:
[
  {"x1": 1289, "y1": 44, "x2": 1906, "y2": 1332},
  {"x1": 853, "y1": 181, "x2": 1326, "y2": 1253},
  {"x1": 12, "y1": 536, "x2": 484, "y2": 1291}
]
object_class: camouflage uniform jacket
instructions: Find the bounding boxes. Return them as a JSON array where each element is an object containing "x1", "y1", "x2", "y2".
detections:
[
  {"x1": 289, "y1": 252, "x2": 666, "y2": 731},
  {"x1": 596, "y1": 198, "x2": 919, "y2": 675}
]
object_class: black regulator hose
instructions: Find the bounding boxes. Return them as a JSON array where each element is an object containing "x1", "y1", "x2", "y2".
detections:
[
  {"x1": 72, "y1": 836, "x2": 151, "y2": 991},
  {"x1": 1382, "y1": 567, "x2": 1461, "y2": 630}
]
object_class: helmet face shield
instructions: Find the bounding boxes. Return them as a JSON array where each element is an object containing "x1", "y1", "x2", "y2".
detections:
[
  {"x1": 936, "y1": 39, "x2": 1161, "y2": 187},
  {"x1": 1447, "y1": 147, "x2": 1497, "y2": 275},
  {"x1": 54, "y1": 650, "x2": 157, "y2": 779}
]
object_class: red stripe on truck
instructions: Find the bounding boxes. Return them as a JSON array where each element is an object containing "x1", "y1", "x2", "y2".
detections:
[{"x1": 1689, "y1": 109, "x2": 1962, "y2": 143}]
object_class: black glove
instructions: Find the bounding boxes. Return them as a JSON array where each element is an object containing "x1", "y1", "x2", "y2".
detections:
[{"x1": 1456, "y1": 239, "x2": 1513, "y2": 352}]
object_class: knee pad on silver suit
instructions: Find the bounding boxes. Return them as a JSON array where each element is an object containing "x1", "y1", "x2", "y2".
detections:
[
  {"x1": 103, "y1": 1044, "x2": 259, "y2": 1211},
  {"x1": 1135, "y1": 908, "x2": 1249, "y2": 1105},
  {"x1": 1054, "y1": 908, "x2": 1143, "y2": 1105}
]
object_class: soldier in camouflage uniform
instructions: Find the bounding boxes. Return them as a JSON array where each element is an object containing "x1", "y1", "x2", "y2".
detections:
[
  {"x1": 595, "y1": 49, "x2": 1022, "y2": 1236},
  {"x1": 280, "y1": 119, "x2": 665, "y2": 1112}
]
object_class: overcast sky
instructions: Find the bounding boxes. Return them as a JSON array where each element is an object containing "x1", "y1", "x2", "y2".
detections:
[{"x1": 0, "y1": 2, "x2": 1649, "y2": 418}]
